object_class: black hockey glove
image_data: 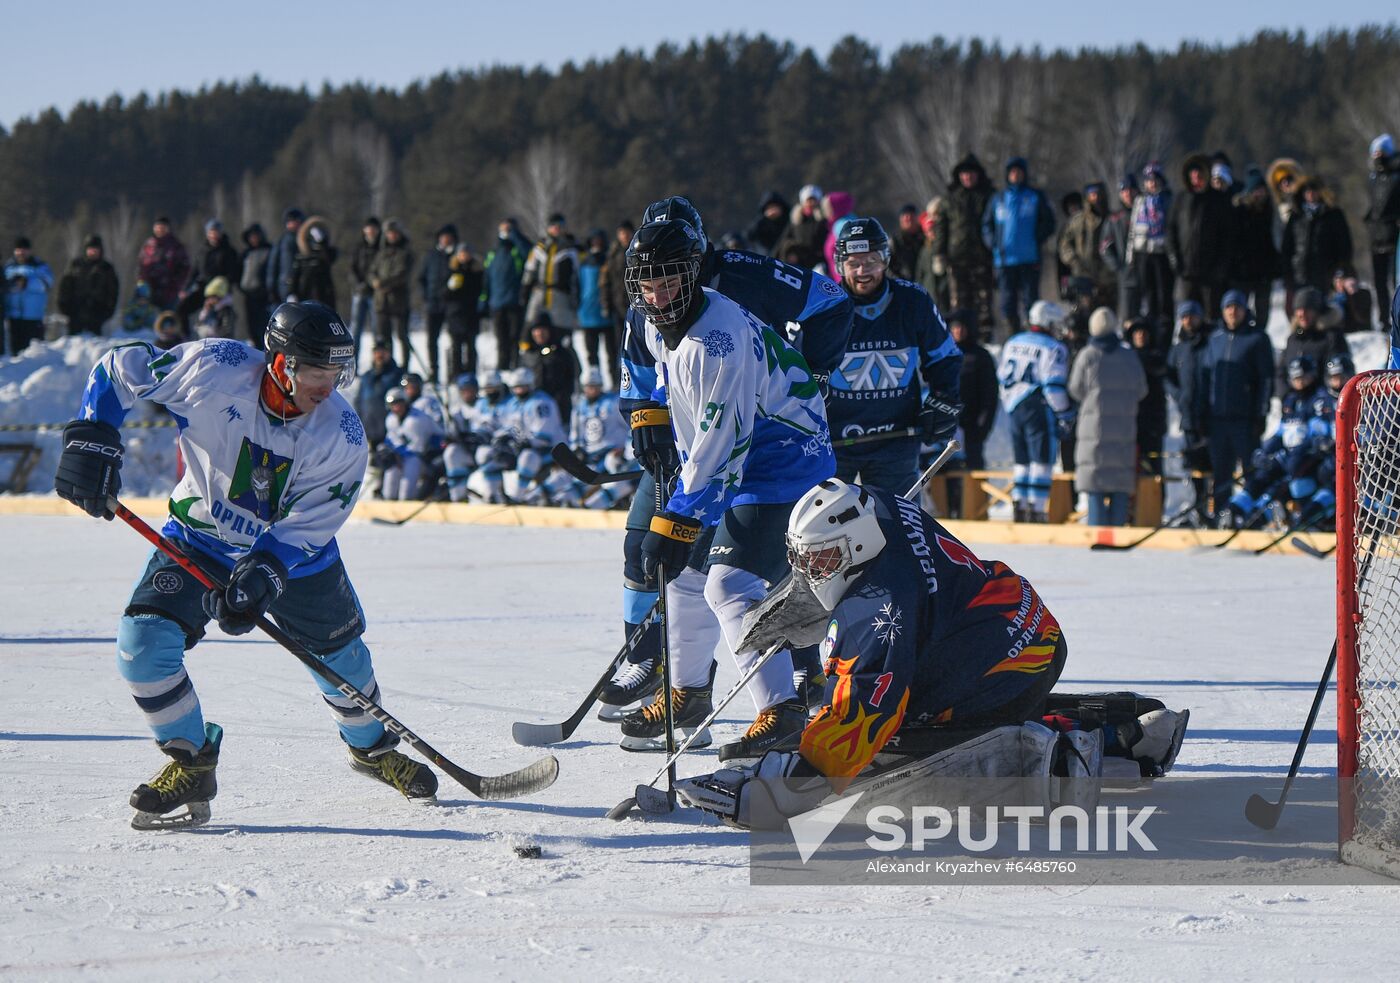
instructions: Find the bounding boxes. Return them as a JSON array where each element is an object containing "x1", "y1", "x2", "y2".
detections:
[
  {"x1": 53, "y1": 419, "x2": 123, "y2": 519},
  {"x1": 919, "y1": 392, "x2": 962, "y2": 444},
  {"x1": 674, "y1": 750, "x2": 832, "y2": 830},
  {"x1": 629, "y1": 401, "x2": 679, "y2": 476},
  {"x1": 202, "y1": 551, "x2": 288, "y2": 636},
  {"x1": 1055, "y1": 410, "x2": 1078, "y2": 441},
  {"x1": 372, "y1": 445, "x2": 400, "y2": 470},
  {"x1": 641, "y1": 510, "x2": 701, "y2": 582}
]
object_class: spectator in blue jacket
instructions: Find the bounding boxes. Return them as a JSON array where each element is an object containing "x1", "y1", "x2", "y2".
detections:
[
  {"x1": 481, "y1": 217, "x2": 530, "y2": 371},
  {"x1": 575, "y1": 229, "x2": 616, "y2": 388},
  {"x1": 1199, "y1": 289, "x2": 1277, "y2": 521},
  {"x1": 981, "y1": 156, "x2": 1056, "y2": 337},
  {"x1": 4, "y1": 237, "x2": 53, "y2": 355},
  {"x1": 263, "y1": 207, "x2": 304, "y2": 304}
]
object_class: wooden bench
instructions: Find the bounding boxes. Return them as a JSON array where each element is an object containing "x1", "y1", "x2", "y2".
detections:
[{"x1": 927, "y1": 470, "x2": 1163, "y2": 526}]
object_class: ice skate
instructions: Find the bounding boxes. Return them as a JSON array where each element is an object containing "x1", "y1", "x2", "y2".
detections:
[
  {"x1": 717, "y1": 699, "x2": 808, "y2": 763},
  {"x1": 348, "y1": 733, "x2": 439, "y2": 801},
  {"x1": 130, "y1": 722, "x2": 222, "y2": 831},
  {"x1": 619, "y1": 674, "x2": 714, "y2": 752},
  {"x1": 597, "y1": 656, "x2": 663, "y2": 722}
]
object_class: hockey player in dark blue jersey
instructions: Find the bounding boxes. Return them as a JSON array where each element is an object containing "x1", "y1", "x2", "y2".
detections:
[
  {"x1": 1222, "y1": 355, "x2": 1338, "y2": 530},
  {"x1": 598, "y1": 197, "x2": 855, "y2": 719},
  {"x1": 826, "y1": 217, "x2": 962, "y2": 492},
  {"x1": 672, "y1": 478, "x2": 1189, "y2": 830}
]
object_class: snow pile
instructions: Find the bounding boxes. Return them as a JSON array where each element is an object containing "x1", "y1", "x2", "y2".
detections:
[{"x1": 0, "y1": 332, "x2": 179, "y2": 495}]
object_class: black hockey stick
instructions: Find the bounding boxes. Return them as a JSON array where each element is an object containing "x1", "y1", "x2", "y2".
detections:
[
  {"x1": 370, "y1": 482, "x2": 450, "y2": 526},
  {"x1": 1244, "y1": 641, "x2": 1336, "y2": 829},
  {"x1": 111, "y1": 498, "x2": 559, "y2": 800},
  {"x1": 1252, "y1": 507, "x2": 1334, "y2": 556},
  {"x1": 1090, "y1": 497, "x2": 1204, "y2": 552},
  {"x1": 510, "y1": 600, "x2": 662, "y2": 746},
  {"x1": 551, "y1": 443, "x2": 643, "y2": 484},
  {"x1": 832, "y1": 427, "x2": 920, "y2": 448},
  {"x1": 1291, "y1": 536, "x2": 1337, "y2": 559}
]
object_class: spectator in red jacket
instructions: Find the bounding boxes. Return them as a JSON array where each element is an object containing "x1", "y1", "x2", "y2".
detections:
[{"x1": 137, "y1": 216, "x2": 191, "y2": 311}]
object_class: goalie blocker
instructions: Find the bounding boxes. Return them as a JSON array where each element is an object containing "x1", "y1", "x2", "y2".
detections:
[{"x1": 676, "y1": 478, "x2": 1188, "y2": 829}]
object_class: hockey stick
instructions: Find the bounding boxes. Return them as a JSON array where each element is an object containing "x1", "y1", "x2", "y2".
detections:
[
  {"x1": 832, "y1": 427, "x2": 920, "y2": 449},
  {"x1": 510, "y1": 599, "x2": 662, "y2": 746},
  {"x1": 1252, "y1": 506, "x2": 1334, "y2": 556},
  {"x1": 1291, "y1": 536, "x2": 1337, "y2": 559},
  {"x1": 1244, "y1": 642, "x2": 1336, "y2": 829},
  {"x1": 606, "y1": 439, "x2": 963, "y2": 821},
  {"x1": 370, "y1": 482, "x2": 450, "y2": 526},
  {"x1": 551, "y1": 443, "x2": 643, "y2": 484},
  {"x1": 606, "y1": 639, "x2": 788, "y2": 820},
  {"x1": 110, "y1": 498, "x2": 559, "y2": 800},
  {"x1": 1090, "y1": 497, "x2": 1204, "y2": 552}
]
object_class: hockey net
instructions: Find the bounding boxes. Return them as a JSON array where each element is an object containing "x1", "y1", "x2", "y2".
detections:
[{"x1": 1337, "y1": 371, "x2": 1400, "y2": 878}]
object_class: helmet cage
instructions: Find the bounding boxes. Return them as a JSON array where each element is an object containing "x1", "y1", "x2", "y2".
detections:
[{"x1": 625, "y1": 256, "x2": 702, "y2": 326}]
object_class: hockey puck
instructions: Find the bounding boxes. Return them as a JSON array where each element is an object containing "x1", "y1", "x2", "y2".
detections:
[{"x1": 513, "y1": 844, "x2": 542, "y2": 859}]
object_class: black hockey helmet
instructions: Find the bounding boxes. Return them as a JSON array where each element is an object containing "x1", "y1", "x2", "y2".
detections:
[
  {"x1": 834, "y1": 217, "x2": 891, "y2": 271},
  {"x1": 1287, "y1": 354, "x2": 1317, "y2": 383},
  {"x1": 1326, "y1": 352, "x2": 1354, "y2": 383},
  {"x1": 264, "y1": 301, "x2": 356, "y2": 391},
  {"x1": 641, "y1": 196, "x2": 707, "y2": 252},
  {"x1": 624, "y1": 219, "x2": 705, "y2": 329}
]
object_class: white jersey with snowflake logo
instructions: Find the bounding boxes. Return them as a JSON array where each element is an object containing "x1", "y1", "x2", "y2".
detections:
[
  {"x1": 78, "y1": 338, "x2": 369, "y2": 576},
  {"x1": 639, "y1": 287, "x2": 834, "y2": 522}
]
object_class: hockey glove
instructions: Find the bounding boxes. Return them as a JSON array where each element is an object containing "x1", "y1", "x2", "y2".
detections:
[
  {"x1": 919, "y1": 392, "x2": 962, "y2": 444},
  {"x1": 629, "y1": 401, "x2": 679, "y2": 476},
  {"x1": 54, "y1": 419, "x2": 123, "y2": 519},
  {"x1": 675, "y1": 750, "x2": 832, "y2": 830},
  {"x1": 372, "y1": 444, "x2": 400, "y2": 470},
  {"x1": 202, "y1": 551, "x2": 288, "y2": 636},
  {"x1": 1054, "y1": 410, "x2": 1078, "y2": 441},
  {"x1": 641, "y1": 511, "x2": 701, "y2": 581}
]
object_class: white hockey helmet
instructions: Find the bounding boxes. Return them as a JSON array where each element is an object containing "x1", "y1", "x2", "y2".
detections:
[
  {"x1": 1027, "y1": 300, "x2": 1066, "y2": 332},
  {"x1": 480, "y1": 369, "x2": 504, "y2": 391},
  {"x1": 786, "y1": 478, "x2": 887, "y2": 610},
  {"x1": 506, "y1": 366, "x2": 535, "y2": 390},
  {"x1": 580, "y1": 366, "x2": 604, "y2": 389},
  {"x1": 385, "y1": 386, "x2": 409, "y2": 407}
]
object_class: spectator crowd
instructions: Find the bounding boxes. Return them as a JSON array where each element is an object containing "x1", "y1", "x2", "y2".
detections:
[{"x1": 6, "y1": 132, "x2": 1400, "y2": 529}]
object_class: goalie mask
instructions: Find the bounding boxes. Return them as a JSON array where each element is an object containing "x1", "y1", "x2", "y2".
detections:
[
  {"x1": 625, "y1": 219, "x2": 705, "y2": 330},
  {"x1": 786, "y1": 479, "x2": 887, "y2": 610}
]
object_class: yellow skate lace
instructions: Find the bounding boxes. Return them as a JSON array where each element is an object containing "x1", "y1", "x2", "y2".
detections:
[
  {"x1": 640, "y1": 687, "x2": 685, "y2": 726},
  {"x1": 372, "y1": 750, "x2": 421, "y2": 796},
  {"x1": 743, "y1": 705, "x2": 783, "y2": 739},
  {"x1": 148, "y1": 759, "x2": 212, "y2": 796}
]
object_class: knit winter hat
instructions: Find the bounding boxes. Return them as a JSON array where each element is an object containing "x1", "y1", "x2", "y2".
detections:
[
  {"x1": 1222, "y1": 289, "x2": 1249, "y2": 310},
  {"x1": 1176, "y1": 299, "x2": 1204, "y2": 320},
  {"x1": 1373, "y1": 134, "x2": 1396, "y2": 158},
  {"x1": 83, "y1": 234, "x2": 103, "y2": 250},
  {"x1": 798, "y1": 184, "x2": 823, "y2": 203},
  {"x1": 204, "y1": 218, "x2": 223, "y2": 234},
  {"x1": 1211, "y1": 163, "x2": 1233, "y2": 185},
  {"x1": 1088, "y1": 307, "x2": 1118, "y2": 338}
]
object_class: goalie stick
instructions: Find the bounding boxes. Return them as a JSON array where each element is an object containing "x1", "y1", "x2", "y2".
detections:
[
  {"x1": 606, "y1": 439, "x2": 962, "y2": 821},
  {"x1": 110, "y1": 497, "x2": 559, "y2": 801}
]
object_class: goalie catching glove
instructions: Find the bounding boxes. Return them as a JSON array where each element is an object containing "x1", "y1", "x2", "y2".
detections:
[
  {"x1": 641, "y1": 511, "x2": 701, "y2": 581},
  {"x1": 629, "y1": 400, "x2": 679, "y2": 475},
  {"x1": 675, "y1": 749, "x2": 833, "y2": 830},
  {"x1": 201, "y1": 551, "x2": 288, "y2": 636},
  {"x1": 54, "y1": 419, "x2": 123, "y2": 519}
]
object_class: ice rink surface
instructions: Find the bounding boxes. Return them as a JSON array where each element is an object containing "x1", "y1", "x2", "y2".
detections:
[{"x1": 3, "y1": 513, "x2": 1398, "y2": 981}]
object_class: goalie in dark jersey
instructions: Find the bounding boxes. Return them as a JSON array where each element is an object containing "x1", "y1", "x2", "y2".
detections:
[{"x1": 675, "y1": 478, "x2": 1189, "y2": 829}]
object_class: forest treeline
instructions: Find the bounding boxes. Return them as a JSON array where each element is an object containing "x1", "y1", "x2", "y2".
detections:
[{"x1": 1, "y1": 28, "x2": 1397, "y2": 283}]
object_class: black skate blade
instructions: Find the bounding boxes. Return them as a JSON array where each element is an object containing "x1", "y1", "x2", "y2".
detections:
[
  {"x1": 511, "y1": 721, "x2": 566, "y2": 747},
  {"x1": 131, "y1": 801, "x2": 211, "y2": 831}
]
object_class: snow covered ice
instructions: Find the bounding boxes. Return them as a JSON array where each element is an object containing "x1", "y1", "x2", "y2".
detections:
[{"x1": 3, "y1": 513, "x2": 1400, "y2": 980}]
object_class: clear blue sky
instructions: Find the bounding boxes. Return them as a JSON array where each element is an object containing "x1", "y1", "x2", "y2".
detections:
[{"x1": 5, "y1": 0, "x2": 1395, "y2": 129}]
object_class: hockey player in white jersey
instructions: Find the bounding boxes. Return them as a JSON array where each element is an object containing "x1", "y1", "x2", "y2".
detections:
[
  {"x1": 53, "y1": 301, "x2": 438, "y2": 830},
  {"x1": 997, "y1": 300, "x2": 1073, "y2": 522},
  {"x1": 469, "y1": 367, "x2": 570, "y2": 504},
  {"x1": 442, "y1": 373, "x2": 493, "y2": 502},
  {"x1": 400, "y1": 371, "x2": 446, "y2": 430},
  {"x1": 380, "y1": 386, "x2": 444, "y2": 500},
  {"x1": 619, "y1": 218, "x2": 836, "y2": 760},
  {"x1": 566, "y1": 367, "x2": 633, "y2": 508}
]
